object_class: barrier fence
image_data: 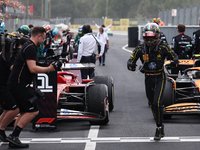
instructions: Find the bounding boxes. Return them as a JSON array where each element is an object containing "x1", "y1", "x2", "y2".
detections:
[{"x1": 158, "y1": 5, "x2": 200, "y2": 26}]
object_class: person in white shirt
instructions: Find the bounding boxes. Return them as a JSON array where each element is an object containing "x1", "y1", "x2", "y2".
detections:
[
  {"x1": 92, "y1": 20, "x2": 114, "y2": 33},
  {"x1": 97, "y1": 27, "x2": 109, "y2": 66},
  {"x1": 77, "y1": 25, "x2": 105, "y2": 79}
]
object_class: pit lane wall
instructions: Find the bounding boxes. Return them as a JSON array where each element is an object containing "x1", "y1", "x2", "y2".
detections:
[{"x1": 70, "y1": 19, "x2": 138, "y2": 31}]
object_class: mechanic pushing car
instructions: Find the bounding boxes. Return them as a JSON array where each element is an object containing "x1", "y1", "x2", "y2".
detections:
[
  {"x1": 6, "y1": 27, "x2": 60, "y2": 148},
  {"x1": 171, "y1": 24, "x2": 193, "y2": 74},
  {"x1": 127, "y1": 23, "x2": 178, "y2": 140},
  {"x1": 73, "y1": 26, "x2": 83, "y2": 53}
]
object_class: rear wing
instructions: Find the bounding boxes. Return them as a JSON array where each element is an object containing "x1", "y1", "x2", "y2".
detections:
[{"x1": 61, "y1": 63, "x2": 95, "y2": 70}]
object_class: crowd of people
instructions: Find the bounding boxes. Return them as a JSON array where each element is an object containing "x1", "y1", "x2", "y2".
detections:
[{"x1": 1, "y1": 12, "x2": 200, "y2": 148}]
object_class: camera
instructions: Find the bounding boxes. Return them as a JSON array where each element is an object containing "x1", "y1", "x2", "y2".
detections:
[{"x1": 29, "y1": 88, "x2": 45, "y2": 105}]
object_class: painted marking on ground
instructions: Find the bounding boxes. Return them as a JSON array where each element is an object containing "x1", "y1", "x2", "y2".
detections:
[
  {"x1": 84, "y1": 125, "x2": 100, "y2": 150},
  {"x1": 122, "y1": 44, "x2": 133, "y2": 53},
  {"x1": 2, "y1": 136, "x2": 200, "y2": 145}
]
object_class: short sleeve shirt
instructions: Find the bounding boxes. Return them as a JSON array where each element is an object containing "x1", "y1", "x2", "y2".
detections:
[
  {"x1": 8, "y1": 40, "x2": 37, "y2": 85},
  {"x1": 0, "y1": 53, "x2": 16, "y2": 88}
]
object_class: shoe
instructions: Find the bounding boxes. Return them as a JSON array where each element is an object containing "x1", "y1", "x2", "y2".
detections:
[
  {"x1": 99, "y1": 63, "x2": 101, "y2": 66},
  {"x1": 6, "y1": 134, "x2": 29, "y2": 148},
  {"x1": 154, "y1": 126, "x2": 162, "y2": 140},
  {"x1": 0, "y1": 132, "x2": 8, "y2": 142},
  {"x1": 102, "y1": 63, "x2": 105, "y2": 66}
]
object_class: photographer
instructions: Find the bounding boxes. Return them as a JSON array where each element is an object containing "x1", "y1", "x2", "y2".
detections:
[
  {"x1": 0, "y1": 36, "x2": 28, "y2": 143},
  {"x1": 6, "y1": 27, "x2": 57, "y2": 148}
]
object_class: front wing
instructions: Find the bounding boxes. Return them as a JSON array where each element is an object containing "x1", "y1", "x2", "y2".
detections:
[
  {"x1": 57, "y1": 109, "x2": 106, "y2": 121},
  {"x1": 163, "y1": 103, "x2": 200, "y2": 114}
]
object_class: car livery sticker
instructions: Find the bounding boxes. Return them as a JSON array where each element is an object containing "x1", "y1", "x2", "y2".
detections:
[{"x1": 148, "y1": 62, "x2": 156, "y2": 70}]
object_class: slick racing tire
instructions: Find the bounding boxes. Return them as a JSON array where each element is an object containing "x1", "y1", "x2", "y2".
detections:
[
  {"x1": 88, "y1": 84, "x2": 109, "y2": 125},
  {"x1": 92, "y1": 76, "x2": 114, "y2": 111},
  {"x1": 162, "y1": 77, "x2": 175, "y2": 119}
]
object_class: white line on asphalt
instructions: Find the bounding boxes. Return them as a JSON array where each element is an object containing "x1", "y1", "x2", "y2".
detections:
[
  {"x1": 84, "y1": 125, "x2": 100, "y2": 150},
  {"x1": 122, "y1": 44, "x2": 132, "y2": 53},
  {"x1": 2, "y1": 136, "x2": 200, "y2": 146}
]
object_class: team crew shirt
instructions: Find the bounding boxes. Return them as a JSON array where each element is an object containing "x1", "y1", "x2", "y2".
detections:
[
  {"x1": 95, "y1": 24, "x2": 113, "y2": 33},
  {"x1": 192, "y1": 30, "x2": 200, "y2": 53},
  {"x1": 97, "y1": 32, "x2": 109, "y2": 44},
  {"x1": 77, "y1": 33, "x2": 105, "y2": 62},
  {"x1": 0, "y1": 53, "x2": 15, "y2": 88},
  {"x1": 171, "y1": 34, "x2": 192, "y2": 57},
  {"x1": 8, "y1": 40, "x2": 37, "y2": 85}
]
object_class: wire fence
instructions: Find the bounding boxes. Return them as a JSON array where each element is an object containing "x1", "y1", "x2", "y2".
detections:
[{"x1": 158, "y1": 5, "x2": 200, "y2": 26}]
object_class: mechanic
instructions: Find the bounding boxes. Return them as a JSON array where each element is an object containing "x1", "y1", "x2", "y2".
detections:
[
  {"x1": 157, "y1": 18, "x2": 165, "y2": 26},
  {"x1": 92, "y1": 20, "x2": 114, "y2": 33},
  {"x1": 97, "y1": 27, "x2": 109, "y2": 66},
  {"x1": 43, "y1": 25, "x2": 52, "y2": 56},
  {"x1": 6, "y1": 27, "x2": 57, "y2": 148},
  {"x1": 0, "y1": 36, "x2": 28, "y2": 143},
  {"x1": 192, "y1": 25, "x2": 200, "y2": 54},
  {"x1": 77, "y1": 24, "x2": 105, "y2": 79},
  {"x1": 171, "y1": 24, "x2": 193, "y2": 74},
  {"x1": 127, "y1": 23, "x2": 178, "y2": 140},
  {"x1": 73, "y1": 26, "x2": 83, "y2": 53}
]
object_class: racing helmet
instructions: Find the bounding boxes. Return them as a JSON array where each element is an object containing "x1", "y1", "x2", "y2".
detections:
[
  {"x1": 0, "y1": 22, "x2": 5, "y2": 34},
  {"x1": 61, "y1": 25, "x2": 69, "y2": 32},
  {"x1": 52, "y1": 28, "x2": 58, "y2": 37},
  {"x1": 143, "y1": 23, "x2": 160, "y2": 47},
  {"x1": 19, "y1": 25, "x2": 30, "y2": 35},
  {"x1": 78, "y1": 26, "x2": 82, "y2": 35},
  {"x1": 45, "y1": 25, "x2": 51, "y2": 32}
]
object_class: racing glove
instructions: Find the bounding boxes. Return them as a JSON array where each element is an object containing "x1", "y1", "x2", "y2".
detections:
[{"x1": 127, "y1": 59, "x2": 136, "y2": 71}]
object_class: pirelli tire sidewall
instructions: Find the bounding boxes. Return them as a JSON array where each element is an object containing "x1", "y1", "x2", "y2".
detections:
[{"x1": 162, "y1": 77, "x2": 175, "y2": 107}]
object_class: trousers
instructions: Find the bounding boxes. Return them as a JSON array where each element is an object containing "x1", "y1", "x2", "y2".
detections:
[{"x1": 145, "y1": 72, "x2": 166, "y2": 127}]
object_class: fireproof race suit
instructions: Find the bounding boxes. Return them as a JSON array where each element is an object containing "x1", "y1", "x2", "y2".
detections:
[{"x1": 127, "y1": 41, "x2": 178, "y2": 127}]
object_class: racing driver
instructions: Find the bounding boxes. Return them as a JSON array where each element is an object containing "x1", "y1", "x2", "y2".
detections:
[{"x1": 127, "y1": 23, "x2": 178, "y2": 140}]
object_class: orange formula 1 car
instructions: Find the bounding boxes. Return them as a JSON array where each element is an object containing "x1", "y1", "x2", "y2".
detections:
[{"x1": 162, "y1": 58, "x2": 200, "y2": 119}]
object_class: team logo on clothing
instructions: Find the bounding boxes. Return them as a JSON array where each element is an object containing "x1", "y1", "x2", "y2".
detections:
[
  {"x1": 143, "y1": 54, "x2": 149, "y2": 62},
  {"x1": 148, "y1": 62, "x2": 156, "y2": 70},
  {"x1": 156, "y1": 54, "x2": 162, "y2": 61}
]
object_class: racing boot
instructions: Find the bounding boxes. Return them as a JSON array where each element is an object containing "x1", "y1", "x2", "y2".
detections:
[
  {"x1": 6, "y1": 134, "x2": 29, "y2": 148},
  {"x1": 154, "y1": 126, "x2": 162, "y2": 140},
  {"x1": 161, "y1": 124, "x2": 165, "y2": 138}
]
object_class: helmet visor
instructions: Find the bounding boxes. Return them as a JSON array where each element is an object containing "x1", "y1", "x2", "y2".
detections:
[{"x1": 143, "y1": 32, "x2": 158, "y2": 40}]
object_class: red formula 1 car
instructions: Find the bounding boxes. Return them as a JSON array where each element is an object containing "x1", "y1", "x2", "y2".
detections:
[{"x1": 56, "y1": 63, "x2": 114, "y2": 125}]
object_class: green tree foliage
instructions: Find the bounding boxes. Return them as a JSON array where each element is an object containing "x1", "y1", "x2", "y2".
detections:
[{"x1": 17, "y1": 0, "x2": 200, "y2": 18}]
